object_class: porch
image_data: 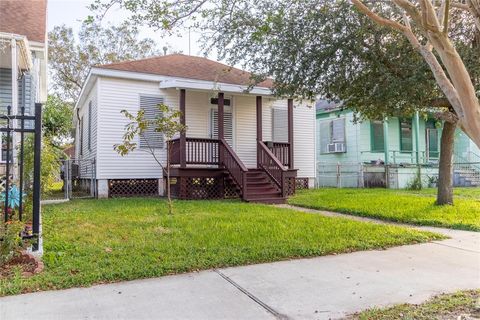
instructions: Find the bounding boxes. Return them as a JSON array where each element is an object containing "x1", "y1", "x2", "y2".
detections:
[{"x1": 165, "y1": 90, "x2": 298, "y2": 203}]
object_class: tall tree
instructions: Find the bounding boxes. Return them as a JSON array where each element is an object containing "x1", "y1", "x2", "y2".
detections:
[
  {"x1": 49, "y1": 21, "x2": 160, "y2": 101},
  {"x1": 43, "y1": 94, "x2": 74, "y2": 145},
  {"x1": 90, "y1": 0, "x2": 479, "y2": 204},
  {"x1": 351, "y1": 0, "x2": 480, "y2": 148}
]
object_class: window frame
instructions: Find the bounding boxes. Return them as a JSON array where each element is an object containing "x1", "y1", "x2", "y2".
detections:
[
  {"x1": 399, "y1": 118, "x2": 413, "y2": 153},
  {"x1": 139, "y1": 94, "x2": 165, "y2": 149},
  {"x1": 425, "y1": 119, "x2": 439, "y2": 159},
  {"x1": 319, "y1": 117, "x2": 346, "y2": 154},
  {"x1": 370, "y1": 120, "x2": 385, "y2": 153}
]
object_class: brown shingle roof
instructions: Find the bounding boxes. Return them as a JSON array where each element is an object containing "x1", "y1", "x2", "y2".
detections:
[
  {"x1": 97, "y1": 54, "x2": 273, "y2": 88},
  {"x1": 0, "y1": 0, "x2": 47, "y2": 43}
]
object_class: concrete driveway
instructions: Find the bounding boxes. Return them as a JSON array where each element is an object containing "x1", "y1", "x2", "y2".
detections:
[{"x1": 1, "y1": 208, "x2": 479, "y2": 320}]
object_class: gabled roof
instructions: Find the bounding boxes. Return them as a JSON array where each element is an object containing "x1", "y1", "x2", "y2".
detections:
[
  {"x1": 97, "y1": 54, "x2": 273, "y2": 88},
  {"x1": 0, "y1": 0, "x2": 47, "y2": 43}
]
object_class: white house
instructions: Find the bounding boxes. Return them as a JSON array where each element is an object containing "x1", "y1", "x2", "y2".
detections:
[{"x1": 74, "y1": 54, "x2": 315, "y2": 203}]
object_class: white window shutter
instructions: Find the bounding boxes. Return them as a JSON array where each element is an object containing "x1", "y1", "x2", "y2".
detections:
[
  {"x1": 211, "y1": 109, "x2": 233, "y2": 147},
  {"x1": 272, "y1": 108, "x2": 288, "y2": 142},
  {"x1": 139, "y1": 95, "x2": 164, "y2": 149}
]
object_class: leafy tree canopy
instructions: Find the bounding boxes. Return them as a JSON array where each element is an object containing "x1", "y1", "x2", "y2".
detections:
[
  {"x1": 89, "y1": 0, "x2": 479, "y2": 121},
  {"x1": 49, "y1": 20, "x2": 160, "y2": 101},
  {"x1": 43, "y1": 94, "x2": 74, "y2": 144}
]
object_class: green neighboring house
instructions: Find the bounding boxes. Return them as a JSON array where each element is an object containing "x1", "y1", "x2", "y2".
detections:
[{"x1": 315, "y1": 100, "x2": 480, "y2": 188}]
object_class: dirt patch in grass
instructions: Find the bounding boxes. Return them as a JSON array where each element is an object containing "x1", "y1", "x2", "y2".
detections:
[{"x1": 0, "y1": 253, "x2": 43, "y2": 278}]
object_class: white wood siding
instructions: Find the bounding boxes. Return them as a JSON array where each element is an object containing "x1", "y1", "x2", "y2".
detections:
[
  {"x1": 94, "y1": 76, "x2": 316, "y2": 179},
  {"x1": 96, "y1": 77, "x2": 176, "y2": 179},
  {"x1": 271, "y1": 100, "x2": 316, "y2": 178},
  {"x1": 75, "y1": 80, "x2": 98, "y2": 177},
  {"x1": 234, "y1": 95, "x2": 257, "y2": 167}
]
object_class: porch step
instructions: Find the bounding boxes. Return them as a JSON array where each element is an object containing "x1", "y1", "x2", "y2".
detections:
[{"x1": 243, "y1": 169, "x2": 285, "y2": 204}]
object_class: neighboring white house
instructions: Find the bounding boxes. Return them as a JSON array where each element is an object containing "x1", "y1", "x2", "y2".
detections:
[{"x1": 74, "y1": 54, "x2": 315, "y2": 201}]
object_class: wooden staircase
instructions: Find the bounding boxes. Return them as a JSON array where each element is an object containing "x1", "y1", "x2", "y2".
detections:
[
  {"x1": 224, "y1": 169, "x2": 286, "y2": 204},
  {"x1": 243, "y1": 169, "x2": 286, "y2": 204}
]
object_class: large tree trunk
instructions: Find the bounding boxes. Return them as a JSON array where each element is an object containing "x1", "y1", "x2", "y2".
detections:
[{"x1": 437, "y1": 121, "x2": 456, "y2": 205}]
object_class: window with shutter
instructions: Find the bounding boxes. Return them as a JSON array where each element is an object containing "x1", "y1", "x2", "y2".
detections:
[
  {"x1": 139, "y1": 95, "x2": 164, "y2": 149},
  {"x1": 272, "y1": 108, "x2": 288, "y2": 142},
  {"x1": 319, "y1": 118, "x2": 346, "y2": 153},
  {"x1": 370, "y1": 120, "x2": 384, "y2": 152},
  {"x1": 210, "y1": 109, "x2": 233, "y2": 147}
]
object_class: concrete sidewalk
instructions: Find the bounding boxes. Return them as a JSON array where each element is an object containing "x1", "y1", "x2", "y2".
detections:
[{"x1": 1, "y1": 209, "x2": 479, "y2": 320}]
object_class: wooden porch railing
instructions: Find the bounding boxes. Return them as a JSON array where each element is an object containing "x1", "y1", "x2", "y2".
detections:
[
  {"x1": 168, "y1": 137, "x2": 219, "y2": 165},
  {"x1": 264, "y1": 141, "x2": 290, "y2": 167},
  {"x1": 219, "y1": 138, "x2": 248, "y2": 199},
  {"x1": 258, "y1": 141, "x2": 288, "y2": 197}
]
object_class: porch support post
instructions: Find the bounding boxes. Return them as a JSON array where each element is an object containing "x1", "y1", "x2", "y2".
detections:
[
  {"x1": 11, "y1": 39, "x2": 18, "y2": 116},
  {"x1": 256, "y1": 96, "x2": 262, "y2": 167},
  {"x1": 383, "y1": 118, "x2": 389, "y2": 165},
  {"x1": 287, "y1": 98, "x2": 294, "y2": 169},
  {"x1": 179, "y1": 89, "x2": 186, "y2": 168},
  {"x1": 414, "y1": 111, "x2": 421, "y2": 164},
  {"x1": 218, "y1": 92, "x2": 225, "y2": 165}
]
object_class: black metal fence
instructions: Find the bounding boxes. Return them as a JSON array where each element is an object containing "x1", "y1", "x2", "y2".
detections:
[{"x1": 0, "y1": 103, "x2": 42, "y2": 251}]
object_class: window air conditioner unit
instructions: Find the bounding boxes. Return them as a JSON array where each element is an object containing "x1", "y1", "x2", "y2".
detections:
[{"x1": 327, "y1": 143, "x2": 346, "y2": 153}]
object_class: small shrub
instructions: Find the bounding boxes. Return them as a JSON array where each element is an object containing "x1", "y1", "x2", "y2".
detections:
[
  {"x1": 406, "y1": 169, "x2": 423, "y2": 190},
  {"x1": 0, "y1": 221, "x2": 25, "y2": 266}
]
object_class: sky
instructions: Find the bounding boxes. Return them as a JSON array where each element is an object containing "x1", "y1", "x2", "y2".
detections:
[{"x1": 47, "y1": 0, "x2": 209, "y2": 58}]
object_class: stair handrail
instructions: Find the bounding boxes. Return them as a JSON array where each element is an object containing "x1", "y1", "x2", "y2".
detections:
[
  {"x1": 258, "y1": 141, "x2": 287, "y2": 197},
  {"x1": 219, "y1": 138, "x2": 248, "y2": 198}
]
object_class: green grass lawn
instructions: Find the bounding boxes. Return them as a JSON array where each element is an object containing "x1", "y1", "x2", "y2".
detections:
[
  {"x1": 0, "y1": 198, "x2": 441, "y2": 296},
  {"x1": 403, "y1": 187, "x2": 480, "y2": 199},
  {"x1": 289, "y1": 188, "x2": 480, "y2": 231},
  {"x1": 350, "y1": 290, "x2": 480, "y2": 320}
]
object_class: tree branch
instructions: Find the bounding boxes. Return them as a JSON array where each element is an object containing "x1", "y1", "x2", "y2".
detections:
[
  {"x1": 434, "y1": 110, "x2": 459, "y2": 123},
  {"x1": 443, "y1": 0, "x2": 451, "y2": 34},
  {"x1": 351, "y1": 0, "x2": 407, "y2": 31}
]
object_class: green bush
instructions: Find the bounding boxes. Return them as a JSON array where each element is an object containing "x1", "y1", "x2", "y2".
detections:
[
  {"x1": 0, "y1": 221, "x2": 25, "y2": 266},
  {"x1": 406, "y1": 169, "x2": 423, "y2": 190}
]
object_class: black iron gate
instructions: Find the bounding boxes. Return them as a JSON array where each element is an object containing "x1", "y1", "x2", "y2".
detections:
[{"x1": 0, "y1": 103, "x2": 42, "y2": 251}]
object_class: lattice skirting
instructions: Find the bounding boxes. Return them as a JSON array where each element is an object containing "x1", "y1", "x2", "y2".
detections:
[
  {"x1": 109, "y1": 179, "x2": 159, "y2": 197},
  {"x1": 284, "y1": 177, "x2": 296, "y2": 196},
  {"x1": 295, "y1": 178, "x2": 310, "y2": 190},
  {"x1": 170, "y1": 176, "x2": 240, "y2": 200}
]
